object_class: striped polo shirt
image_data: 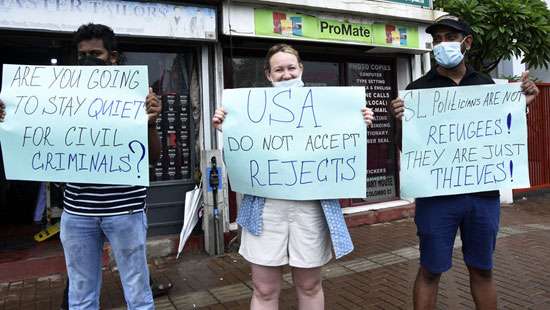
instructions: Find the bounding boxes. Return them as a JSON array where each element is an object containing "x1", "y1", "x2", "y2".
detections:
[{"x1": 63, "y1": 183, "x2": 147, "y2": 217}]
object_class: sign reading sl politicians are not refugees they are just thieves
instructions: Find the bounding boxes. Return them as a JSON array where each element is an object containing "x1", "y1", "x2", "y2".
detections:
[{"x1": 399, "y1": 83, "x2": 530, "y2": 198}]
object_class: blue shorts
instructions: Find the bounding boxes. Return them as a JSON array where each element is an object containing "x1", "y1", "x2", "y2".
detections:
[{"x1": 415, "y1": 194, "x2": 500, "y2": 274}]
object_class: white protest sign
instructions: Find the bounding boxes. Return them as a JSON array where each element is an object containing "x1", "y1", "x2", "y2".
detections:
[
  {"x1": 0, "y1": 64, "x2": 149, "y2": 186},
  {"x1": 222, "y1": 87, "x2": 367, "y2": 200},
  {"x1": 399, "y1": 83, "x2": 529, "y2": 198}
]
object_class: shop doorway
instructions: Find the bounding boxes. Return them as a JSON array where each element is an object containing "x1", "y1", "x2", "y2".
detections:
[{"x1": 0, "y1": 33, "x2": 72, "y2": 253}]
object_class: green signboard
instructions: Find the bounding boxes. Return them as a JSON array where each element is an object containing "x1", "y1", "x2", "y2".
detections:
[
  {"x1": 317, "y1": 19, "x2": 372, "y2": 43},
  {"x1": 254, "y1": 9, "x2": 420, "y2": 49},
  {"x1": 385, "y1": 0, "x2": 431, "y2": 8},
  {"x1": 372, "y1": 23, "x2": 419, "y2": 48}
]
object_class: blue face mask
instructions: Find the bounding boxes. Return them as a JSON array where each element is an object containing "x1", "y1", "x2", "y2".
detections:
[
  {"x1": 271, "y1": 76, "x2": 304, "y2": 88},
  {"x1": 433, "y1": 39, "x2": 466, "y2": 69}
]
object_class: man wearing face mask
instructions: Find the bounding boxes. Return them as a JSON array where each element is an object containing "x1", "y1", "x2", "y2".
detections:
[
  {"x1": 0, "y1": 24, "x2": 169, "y2": 309},
  {"x1": 389, "y1": 16, "x2": 539, "y2": 310},
  {"x1": 0, "y1": 23, "x2": 171, "y2": 309},
  {"x1": 63, "y1": 23, "x2": 161, "y2": 309}
]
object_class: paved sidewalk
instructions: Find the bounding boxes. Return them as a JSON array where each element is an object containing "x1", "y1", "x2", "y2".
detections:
[{"x1": 2, "y1": 193, "x2": 550, "y2": 309}]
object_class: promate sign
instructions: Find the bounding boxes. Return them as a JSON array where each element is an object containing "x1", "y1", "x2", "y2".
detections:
[
  {"x1": 254, "y1": 9, "x2": 420, "y2": 48},
  {"x1": 319, "y1": 20, "x2": 371, "y2": 42}
]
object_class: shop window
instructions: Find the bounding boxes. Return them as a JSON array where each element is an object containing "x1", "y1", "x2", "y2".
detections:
[
  {"x1": 230, "y1": 57, "x2": 339, "y2": 87},
  {"x1": 302, "y1": 61, "x2": 339, "y2": 86},
  {"x1": 347, "y1": 62, "x2": 398, "y2": 203},
  {"x1": 231, "y1": 57, "x2": 271, "y2": 87},
  {"x1": 125, "y1": 51, "x2": 199, "y2": 183}
]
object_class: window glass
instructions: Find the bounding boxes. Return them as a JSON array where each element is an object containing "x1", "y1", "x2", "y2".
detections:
[
  {"x1": 125, "y1": 52, "x2": 197, "y2": 182},
  {"x1": 230, "y1": 57, "x2": 339, "y2": 87}
]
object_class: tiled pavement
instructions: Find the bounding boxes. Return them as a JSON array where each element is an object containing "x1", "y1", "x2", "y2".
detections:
[{"x1": 2, "y1": 193, "x2": 550, "y2": 309}]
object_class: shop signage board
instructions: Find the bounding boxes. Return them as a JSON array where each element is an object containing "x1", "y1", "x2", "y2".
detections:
[
  {"x1": 399, "y1": 83, "x2": 529, "y2": 198},
  {"x1": 222, "y1": 86, "x2": 367, "y2": 200},
  {"x1": 347, "y1": 61, "x2": 398, "y2": 202},
  {"x1": 0, "y1": 1, "x2": 216, "y2": 40},
  {"x1": 0, "y1": 64, "x2": 150, "y2": 186},
  {"x1": 383, "y1": 0, "x2": 431, "y2": 8},
  {"x1": 254, "y1": 9, "x2": 419, "y2": 49}
]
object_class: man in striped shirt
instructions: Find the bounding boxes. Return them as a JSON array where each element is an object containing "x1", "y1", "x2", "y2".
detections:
[
  {"x1": 61, "y1": 23, "x2": 162, "y2": 310},
  {"x1": 1, "y1": 23, "x2": 169, "y2": 309},
  {"x1": 0, "y1": 23, "x2": 162, "y2": 309}
]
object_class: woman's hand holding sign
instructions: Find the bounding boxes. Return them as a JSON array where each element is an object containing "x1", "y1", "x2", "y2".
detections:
[
  {"x1": 212, "y1": 106, "x2": 227, "y2": 130},
  {"x1": 361, "y1": 107, "x2": 374, "y2": 126},
  {"x1": 0, "y1": 99, "x2": 5, "y2": 122}
]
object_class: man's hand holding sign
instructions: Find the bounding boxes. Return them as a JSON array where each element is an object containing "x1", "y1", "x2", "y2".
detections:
[{"x1": 0, "y1": 64, "x2": 155, "y2": 186}]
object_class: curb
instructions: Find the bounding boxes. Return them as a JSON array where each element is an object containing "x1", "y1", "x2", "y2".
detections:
[
  {"x1": 345, "y1": 203, "x2": 415, "y2": 227},
  {"x1": 0, "y1": 205, "x2": 414, "y2": 282}
]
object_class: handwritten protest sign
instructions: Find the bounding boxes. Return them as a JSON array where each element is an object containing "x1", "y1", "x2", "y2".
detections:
[
  {"x1": 0, "y1": 64, "x2": 149, "y2": 186},
  {"x1": 222, "y1": 87, "x2": 367, "y2": 200},
  {"x1": 399, "y1": 83, "x2": 529, "y2": 198}
]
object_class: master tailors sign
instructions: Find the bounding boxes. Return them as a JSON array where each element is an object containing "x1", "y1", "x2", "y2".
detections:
[
  {"x1": 0, "y1": 64, "x2": 150, "y2": 186},
  {"x1": 383, "y1": 0, "x2": 431, "y2": 8},
  {"x1": 399, "y1": 83, "x2": 530, "y2": 198},
  {"x1": 254, "y1": 9, "x2": 419, "y2": 49},
  {"x1": 222, "y1": 87, "x2": 367, "y2": 200}
]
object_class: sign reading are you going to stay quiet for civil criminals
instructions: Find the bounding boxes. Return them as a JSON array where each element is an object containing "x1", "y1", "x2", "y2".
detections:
[
  {"x1": 0, "y1": 64, "x2": 150, "y2": 186},
  {"x1": 399, "y1": 83, "x2": 529, "y2": 198},
  {"x1": 222, "y1": 87, "x2": 367, "y2": 200}
]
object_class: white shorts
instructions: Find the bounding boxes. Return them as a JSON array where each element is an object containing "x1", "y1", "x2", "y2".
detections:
[{"x1": 239, "y1": 199, "x2": 333, "y2": 268}]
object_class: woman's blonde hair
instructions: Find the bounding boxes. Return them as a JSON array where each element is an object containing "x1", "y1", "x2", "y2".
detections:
[{"x1": 264, "y1": 44, "x2": 303, "y2": 73}]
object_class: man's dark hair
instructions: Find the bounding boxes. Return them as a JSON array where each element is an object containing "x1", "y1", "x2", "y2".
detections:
[
  {"x1": 426, "y1": 15, "x2": 472, "y2": 37},
  {"x1": 73, "y1": 23, "x2": 117, "y2": 52}
]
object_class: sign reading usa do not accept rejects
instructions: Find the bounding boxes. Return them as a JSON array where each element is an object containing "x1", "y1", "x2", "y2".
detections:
[
  {"x1": 222, "y1": 87, "x2": 367, "y2": 200},
  {"x1": 400, "y1": 83, "x2": 530, "y2": 198},
  {"x1": 0, "y1": 64, "x2": 150, "y2": 186}
]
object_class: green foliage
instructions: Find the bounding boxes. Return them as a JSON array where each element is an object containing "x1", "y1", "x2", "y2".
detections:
[{"x1": 433, "y1": 0, "x2": 550, "y2": 74}]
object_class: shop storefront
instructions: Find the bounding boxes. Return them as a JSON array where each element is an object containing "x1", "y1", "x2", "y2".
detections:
[
  {"x1": 218, "y1": 0, "x2": 441, "y2": 219},
  {"x1": 0, "y1": 0, "x2": 218, "y2": 250}
]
